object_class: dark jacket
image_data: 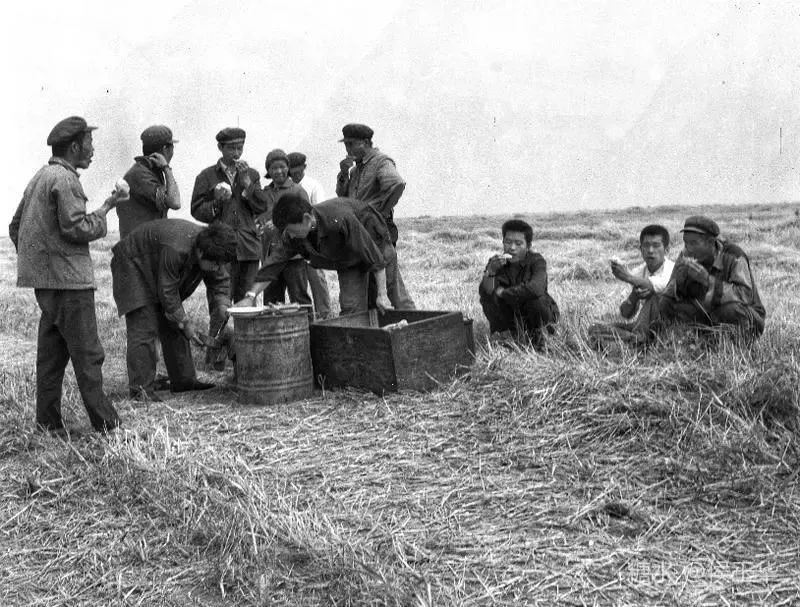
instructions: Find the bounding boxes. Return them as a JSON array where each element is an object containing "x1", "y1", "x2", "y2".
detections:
[
  {"x1": 110, "y1": 219, "x2": 230, "y2": 326},
  {"x1": 119, "y1": 156, "x2": 170, "y2": 239},
  {"x1": 254, "y1": 197, "x2": 391, "y2": 283},
  {"x1": 479, "y1": 250, "x2": 552, "y2": 306},
  {"x1": 10, "y1": 157, "x2": 107, "y2": 289},
  {"x1": 190, "y1": 162, "x2": 267, "y2": 261}
]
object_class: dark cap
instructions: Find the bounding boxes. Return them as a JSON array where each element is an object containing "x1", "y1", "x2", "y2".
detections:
[
  {"x1": 141, "y1": 125, "x2": 178, "y2": 148},
  {"x1": 287, "y1": 152, "x2": 306, "y2": 168},
  {"x1": 216, "y1": 127, "x2": 246, "y2": 144},
  {"x1": 339, "y1": 123, "x2": 374, "y2": 142},
  {"x1": 680, "y1": 215, "x2": 720, "y2": 238},
  {"x1": 47, "y1": 116, "x2": 97, "y2": 146},
  {"x1": 265, "y1": 148, "x2": 289, "y2": 169}
]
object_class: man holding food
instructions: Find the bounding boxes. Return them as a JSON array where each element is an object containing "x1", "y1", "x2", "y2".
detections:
[
  {"x1": 9, "y1": 116, "x2": 128, "y2": 435},
  {"x1": 118, "y1": 125, "x2": 181, "y2": 239},
  {"x1": 190, "y1": 127, "x2": 268, "y2": 303},
  {"x1": 479, "y1": 219, "x2": 559, "y2": 347}
]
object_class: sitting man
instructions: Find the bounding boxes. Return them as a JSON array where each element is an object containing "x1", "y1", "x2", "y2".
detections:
[
  {"x1": 657, "y1": 215, "x2": 765, "y2": 339},
  {"x1": 610, "y1": 224, "x2": 675, "y2": 319},
  {"x1": 111, "y1": 219, "x2": 237, "y2": 401},
  {"x1": 237, "y1": 194, "x2": 394, "y2": 315},
  {"x1": 479, "y1": 219, "x2": 559, "y2": 346}
]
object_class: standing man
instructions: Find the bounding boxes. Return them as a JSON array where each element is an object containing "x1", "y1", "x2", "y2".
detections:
[
  {"x1": 118, "y1": 125, "x2": 181, "y2": 239},
  {"x1": 9, "y1": 116, "x2": 127, "y2": 435},
  {"x1": 335, "y1": 123, "x2": 415, "y2": 309},
  {"x1": 190, "y1": 127, "x2": 267, "y2": 304},
  {"x1": 111, "y1": 219, "x2": 236, "y2": 400},
  {"x1": 256, "y1": 149, "x2": 313, "y2": 308},
  {"x1": 288, "y1": 151, "x2": 326, "y2": 204}
]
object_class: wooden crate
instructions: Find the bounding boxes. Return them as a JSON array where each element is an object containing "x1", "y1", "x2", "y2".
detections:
[{"x1": 310, "y1": 310, "x2": 474, "y2": 393}]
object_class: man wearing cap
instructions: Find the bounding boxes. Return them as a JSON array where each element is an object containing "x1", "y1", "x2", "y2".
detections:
[
  {"x1": 190, "y1": 127, "x2": 268, "y2": 304},
  {"x1": 255, "y1": 149, "x2": 313, "y2": 309},
  {"x1": 655, "y1": 215, "x2": 765, "y2": 338},
  {"x1": 9, "y1": 116, "x2": 128, "y2": 435},
  {"x1": 288, "y1": 152, "x2": 326, "y2": 204},
  {"x1": 288, "y1": 151, "x2": 332, "y2": 318},
  {"x1": 118, "y1": 125, "x2": 181, "y2": 239},
  {"x1": 335, "y1": 123, "x2": 415, "y2": 310}
]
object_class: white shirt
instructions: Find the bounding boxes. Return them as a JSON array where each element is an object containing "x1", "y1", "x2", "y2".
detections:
[
  {"x1": 634, "y1": 258, "x2": 675, "y2": 293},
  {"x1": 297, "y1": 175, "x2": 326, "y2": 205}
]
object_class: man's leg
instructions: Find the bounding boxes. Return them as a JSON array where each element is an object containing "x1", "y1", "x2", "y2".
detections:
[
  {"x1": 33, "y1": 290, "x2": 69, "y2": 430},
  {"x1": 282, "y1": 259, "x2": 312, "y2": 307},
  {"x1": 521, "y1": 295, "x2": 559, "y2": 333},
  {"x1": 712, "y1": 303, "x2": 764, "y2": 338},
  {"x1": 125, "y1": 304, "x2": 160, "y2": 398},
  {"x1": 307, "y1": 266, "x2": 331, "y2": 319},
  {"x1": 337, "y1": 269, "x2": 369, "y2": 316},
  {"x1": 263, "y1": 275, "x2": 288, "y2": 304},
  {"x1": 386, "y1": 249, "x2": 415, "y2": 309},
  {"x1": 57, "y1": 290, "x2": 120, "y2": 432},
  {"x1": 658, "y1": 296, "x2": 708, "y2": 325},
  {"x1": 479, "y1": 292, "x2": 515, "y2": 333},
  {"x1": 157, "y1": 308, "x2": 198, "y2": 386}
]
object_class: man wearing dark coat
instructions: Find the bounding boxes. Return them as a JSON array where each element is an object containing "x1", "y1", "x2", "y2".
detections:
[
  {"x1": 111, "y1": 219, "x2": 236, "y2": 401},
  {"x1": 479, "y1": 219, "x2": 559, "y2": 347}
]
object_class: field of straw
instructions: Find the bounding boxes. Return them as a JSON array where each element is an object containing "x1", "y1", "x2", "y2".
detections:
[{"x1": 2, "y1": 202, "x2": 800, "y2": 606}]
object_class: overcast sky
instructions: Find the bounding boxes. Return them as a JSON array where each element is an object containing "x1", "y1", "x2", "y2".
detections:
[{"x1": 2, "y1": 0, "x2": 797, "y2": 234}]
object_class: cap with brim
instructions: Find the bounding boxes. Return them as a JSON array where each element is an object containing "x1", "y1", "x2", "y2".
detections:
[
  {"x1": 680, "y1": 215, "x2": 720, "y2": 238},
  {"x1": 216, "y1": 127, "x2": 246, "y2": 144},
  {"x1": 47, "y1": 116, "x2": 97, "y2": 146},
  {"x1": 338, "y1": 123, "x2": 374, "y2": 142},
  {"x1": 141, "y1": 125, "x2": 178, "y2": 148}
]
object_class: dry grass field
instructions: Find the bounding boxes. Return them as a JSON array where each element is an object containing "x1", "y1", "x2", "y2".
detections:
[{"x1": 2, "y1": 202, "x2": 800, "y2": 606}]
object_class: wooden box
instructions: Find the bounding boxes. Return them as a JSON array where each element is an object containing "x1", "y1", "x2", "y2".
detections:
[{"x1": 310, "y1": 310, "x2": 474, "y2": 393}]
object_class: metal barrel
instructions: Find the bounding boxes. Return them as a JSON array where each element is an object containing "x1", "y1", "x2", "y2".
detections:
[{"x1": 234, "y1": 310, "x2": 314, "y2": 405}]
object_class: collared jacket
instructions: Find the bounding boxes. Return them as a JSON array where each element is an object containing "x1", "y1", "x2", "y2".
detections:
[
  {"x1": 256, "y1": 178, "x2": 309, "y2": 262},
  {"x1": 190, "y1": 161, "x2": 267, "y2": 261},
  {"x1": 119, "y1": 156, "x2": 171, "y2": 239},
  {"x1": 336, "y1": 147, "x2": 405, "y2": 243},
  {"x1": 479, "y1": 250, "x2": 553, "y2": 306},
  {"x1": 663, "y1": 241, "x2": 766, "y2": 331},
  {"x1": 254, "y1": 197, "x2": 391, "y2": 283},
  {"x1": 110, "y1": 219, "x2": 230, "y2": 326},
  {"x1": 9, "y1": 157, "x2": 107, "y2": 290}
]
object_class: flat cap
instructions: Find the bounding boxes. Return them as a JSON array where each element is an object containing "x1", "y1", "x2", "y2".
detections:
[
  {"x1": 287, "y1": 152, "x2": 306, "y2": 167},
  {"x1": 265, "y1": 148, "x2": 289, "y2": 169},
  {"x1": 680, "y1": 215, "x2": 720, "y2": 238},
  {"x1": 216, "y1": 127, "x2": 246, "y2": 144},
  {"x1": 339, "y1": 123, "x2": 374, "y2": 141},
  {"x1": 47, "y1": 116, "x2": 97, "y2": 146},
  {"x1": 141, "y1": 125, "x2": 177, "y2": 148}
]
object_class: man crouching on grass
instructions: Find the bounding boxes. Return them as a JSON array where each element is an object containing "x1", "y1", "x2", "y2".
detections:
[
  {"x1": 479, "y1": 219, "x2": 559, "y2": 348},
  {"x1": 236, "y1": 194, "x2": 394, "y2": 315}
]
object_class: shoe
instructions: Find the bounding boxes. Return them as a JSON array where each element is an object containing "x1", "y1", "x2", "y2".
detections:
[
  {"x1": 171, "y1": 379, "x2": 216, "y2": 393},
  {"x1": 153, "y1": 376, "x2": 171, "y2": 391}
]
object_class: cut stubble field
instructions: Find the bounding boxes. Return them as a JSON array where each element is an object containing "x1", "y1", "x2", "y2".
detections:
[{"x1": 1, "y1": 202, "x2": 800, "y2": 606}]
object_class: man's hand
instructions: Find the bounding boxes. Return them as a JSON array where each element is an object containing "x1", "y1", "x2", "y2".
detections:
[
  {"x1": 634, "y1": 283, "x2": 655, "y2": 299},
  {"x1": 610, "y1": 260, "x2": 634, "y2": 283},
  {"x1": 180, "y1": 318, "x2": 204, "y2": 346},
  {"x1": 375, "y1": 294, "x2": 394, "y2": 314},
  {"x1": 486, "y1": 254, "x2": 510, "y2": 274},
  {"x1": 214, "y1": 182, "x2": 233, "y2": 201},
  {"x1": 236, "y1": 161, "x2": 252, "y2": 189},
  {"x1": 495, "y1": 286, "x2": 506, "y2": 299},
  {"x1": 339, "y1": 156, "x2": 355, "y2": 173},
  {"x1": 675, "y1": 257, "x2": 710, "y2": 300},
  {"x1": 148, "y1": 152, "x2": 169, "y2": 169}
]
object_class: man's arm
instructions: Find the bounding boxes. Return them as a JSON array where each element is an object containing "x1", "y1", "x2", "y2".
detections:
[
  {"x1": 498, "y1": 256, "x2": 548, "y2": 305},
  {"x1": 369, "y1": 157, "x2": 406, "y2": 218},
  {"x1": 162, "y1": 165, "x2": 181, "y2": 210},
  {"x1": 56, "y1": 178, "x2": 124, "y2": 244},
  {"x1": 157, "y1": 249, "x2": 202, "y2": 344},
  {"x1": 9, "y1": 196, "x2": 25, "y2": 251},
  {"x1": 335, "y1": 157, "x2": 353, "y2": 197},
  {"x1": 239, "y1": 167, "x2": 268, "y2": 215},
  {"x1": 190, "y1": 170, "x2": 222, "y2": 223}
]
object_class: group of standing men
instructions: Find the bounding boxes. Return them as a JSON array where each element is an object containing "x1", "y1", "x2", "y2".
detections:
[{"x1": 10, "y1": 116, "x2": 415, "y2": 435}]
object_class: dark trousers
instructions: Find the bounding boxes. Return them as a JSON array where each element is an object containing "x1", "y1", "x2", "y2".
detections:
[
  {"x1": 126, "y1": 303, "x2": 196, "y2": 395},
  {"x1": 480, "y1": 292, "x2": 559, "y2": 337},
  {"x1": 34, "y1": 289, "x2": 120, "y2": 432},
  {"x1": 658, "y1": 296, "x2": 764, "y2": 338},
  {"x1": 262, "y1": 258, "x2": 312, "y2": 307},
  {"x1": 229, "y1": 259, "x2": 260, "y2": 303}
]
